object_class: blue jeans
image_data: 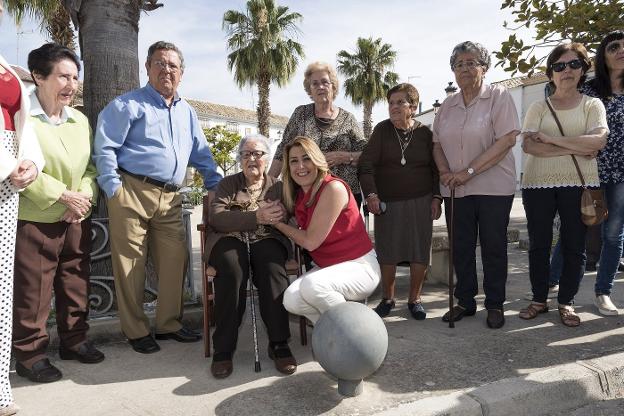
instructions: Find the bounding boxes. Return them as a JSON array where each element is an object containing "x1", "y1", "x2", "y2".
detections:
[
  {"x1": 549, "y1": 239, "x2": 562, "y2": 285},
  {"x1": 595, "y1": 182, "x2": 624, "y2": 295}
]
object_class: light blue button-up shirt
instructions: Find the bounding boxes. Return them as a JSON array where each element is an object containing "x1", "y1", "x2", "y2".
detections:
[{"x1": 93, "y1": 83, "x2": 222, "y2": 198}]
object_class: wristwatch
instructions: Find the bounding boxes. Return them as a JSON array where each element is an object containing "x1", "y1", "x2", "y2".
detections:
[{"x1": 467, "y1": 167, "x2": 475, "y2": 176}]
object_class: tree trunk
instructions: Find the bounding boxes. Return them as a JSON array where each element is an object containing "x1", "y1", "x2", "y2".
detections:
[
  {"x1": 256, "y1": 71, "x2": 271, "y2": 137},
  {"x1": 72, "y1": 0, "x2": 142, "y2": 281},
  {"x1": 363, "y1": 101, "x2": 373, "y2": 139},
  {"x1": 76, "y1": 0, "x2": 141, "y2": 130}
]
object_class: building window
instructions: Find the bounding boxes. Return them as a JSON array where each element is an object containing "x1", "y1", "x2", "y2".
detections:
[{"x1": 226, "y1": 121, "x2": 239, "y2": 133}]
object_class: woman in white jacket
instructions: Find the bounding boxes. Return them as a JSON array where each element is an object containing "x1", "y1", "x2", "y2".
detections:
[{"x1": 0, "y1": 2, "x2": 45, "y2": 412}]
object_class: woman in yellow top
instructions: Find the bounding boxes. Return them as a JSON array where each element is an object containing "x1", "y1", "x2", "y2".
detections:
[
  {"x1": 520, "y1": 42, "x2": 608, "y2": 327},
  {"x1": 13, "y1": 43, "x2": 104, "y2": 384}
]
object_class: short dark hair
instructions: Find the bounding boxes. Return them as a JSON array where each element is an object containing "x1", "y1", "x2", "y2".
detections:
[
  {"x1": 386, "y1": 83, "x2": 420, "y2": 106},
  {"x1": 545, "y1": 42, "x2": 591, "y2": 91},
  {"x1": 27, "y1": 43, "x2": 81, "y2": 85},
  {"x1": 146, "y1": 41, "x2": 185, "y2": 71},
  {"x1": 587, "y1": 30, "x2": 624, "y2": 98}
]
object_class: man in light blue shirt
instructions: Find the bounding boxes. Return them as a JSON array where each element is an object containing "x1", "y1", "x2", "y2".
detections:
[{"x1": 94, "y1": 41, "x2": 222, "y2": 354}]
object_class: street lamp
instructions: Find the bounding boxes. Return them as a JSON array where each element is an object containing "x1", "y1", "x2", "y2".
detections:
[
  {"x1": 444, "y1": 81, "x2": 457, "y2": 96},
  {"x1": 432, "y1": 100, "x2": 441, "y2": 115}
]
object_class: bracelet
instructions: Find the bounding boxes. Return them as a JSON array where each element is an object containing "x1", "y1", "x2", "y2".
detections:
[
  {"x1": 366, "y1": 193, "x2": 378, "y2": 199},
  {"x1": 432, "y1": 195, "x2": 443, "y2": 201}
]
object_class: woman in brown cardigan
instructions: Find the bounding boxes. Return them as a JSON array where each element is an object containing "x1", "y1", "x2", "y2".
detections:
[
  {"x1": 359, "y1": 83, "x2": 442, "y2": 320},
  {"x1": 204, "y1": 134, "x2": 295, "y2": 379}
]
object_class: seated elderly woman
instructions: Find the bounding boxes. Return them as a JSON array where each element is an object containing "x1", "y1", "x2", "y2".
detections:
[
  {"x1": 205, "y1": 134, "x2": 295, "y2": 379},
  {"x1": 274, "y1": 136, "x2": 380, "y2": 323}
]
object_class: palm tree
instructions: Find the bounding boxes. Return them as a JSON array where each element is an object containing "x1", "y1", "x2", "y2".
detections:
[
  {"x1": 337, "y1": 37, "x2": 399, "y2": 139},
  {"x1": 223, "y1": 0, "x2": 304, "y2": 137},
  {"x1": 5, "y1": 0, "x2": 75, "y2": 49}
]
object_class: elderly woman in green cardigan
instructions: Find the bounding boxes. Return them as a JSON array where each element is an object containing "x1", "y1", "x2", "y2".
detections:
[{"x1": 12, "y1": 43, "x2": 105, "y2": 384}]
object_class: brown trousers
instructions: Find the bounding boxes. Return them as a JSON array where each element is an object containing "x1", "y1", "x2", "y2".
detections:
[
  {"x1": 13, "y1": 219, "x2": 92, "y2": 367},
  {"x1": 107, "y1": 173, "x2": 188, "y2": 339}
]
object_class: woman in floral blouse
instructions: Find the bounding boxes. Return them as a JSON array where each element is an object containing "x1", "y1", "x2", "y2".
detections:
[
  {"x1": 582, "y1": 30, "x2": 624, "y2": 316},
  {"x1": 268, "y1": 62, "x2": 367, "y2": 207}
]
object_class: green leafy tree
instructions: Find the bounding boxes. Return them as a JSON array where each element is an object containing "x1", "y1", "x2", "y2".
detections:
[
  {"x1": 337, "y1": 37, "x2": 399, "y2": 139},
  {"x1": 495, "y1": 0, "x2": 624, "y2": 76},
  {"x1": 223, "y1": 0, "x2": 304, "y2": 137},
  {"x1": 5, "y1": 0, "x2": 75, "y2": 49},
  {"x1": 203, "y1": 126, "x2": 242, "y2": 178}
]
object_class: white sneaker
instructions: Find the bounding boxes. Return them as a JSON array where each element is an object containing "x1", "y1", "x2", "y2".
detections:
[
  {"x1": 548, "y1": 285, "x2": 559, "y2": 299},
  {"x1": 523, "y1": 285, "x2": 559, "y2": 301},
  {"x1": 594, "y1": 295, "x2": 619, "y2": 316}
]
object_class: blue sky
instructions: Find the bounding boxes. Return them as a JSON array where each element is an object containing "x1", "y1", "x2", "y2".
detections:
[{"x1": 0, "y1": 0, "x2": 534, "y2": 123}]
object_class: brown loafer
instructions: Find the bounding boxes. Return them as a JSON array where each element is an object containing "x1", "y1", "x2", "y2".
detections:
[
  {"x1": 268, "y1": 343, "x2": 297, "y2": 375},
  {"x1": 211, "y1": 359, "x2": 233, "y2": 379}
]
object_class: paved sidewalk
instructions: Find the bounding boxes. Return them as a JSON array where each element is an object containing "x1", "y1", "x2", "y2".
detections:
[{"x1": 10, "y1": 199, "x2": 624, "y2": 416}]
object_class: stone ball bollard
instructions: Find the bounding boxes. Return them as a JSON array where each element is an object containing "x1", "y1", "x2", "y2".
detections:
[{"x1": 312, "y1": 301, "x2": 388, "y2": 397}]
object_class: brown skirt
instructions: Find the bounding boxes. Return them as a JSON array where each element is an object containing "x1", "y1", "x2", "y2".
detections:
[{"x1": 374, "y1": 194, "x2": 433, "y2": 265}]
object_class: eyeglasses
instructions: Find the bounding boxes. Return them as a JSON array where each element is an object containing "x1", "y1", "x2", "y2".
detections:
[
  {"x1": 550, "y1": 59, "x2": 583, "y2": 72},
  {"x1": 152, "y1": 60, "x2": 180, "y2": 73},
  {"x1": 239, "y1": 150, "x2": 267, "y2": 160},
  {"x1": 606, "y1": 40, "x2": 624, "y2": 54},
  {"x1": 311, "y1": 80, "x2": 332, "y2": 89},
  {"x1": 452, "y1": 60, "x2": 482, "y2": 71},
  {"x1": 388, "y1": 99, "x2": 410, "y2": 107}
]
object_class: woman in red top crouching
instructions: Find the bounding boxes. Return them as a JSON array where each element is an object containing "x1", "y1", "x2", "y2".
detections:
[{"x1": 274, "y1": 136, "x2": 380, "y2": 323}]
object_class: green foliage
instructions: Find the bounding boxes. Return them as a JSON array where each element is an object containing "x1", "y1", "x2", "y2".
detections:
[
  {"x1": 5, "y1": 0, "x2": 75, "y2": 48},
  {"x1": 203, "y1": 126, "x2": 242, "y2": 177},
  {"x1": 337, "y1": 37, "x2": 399, "y2": 138},
  {"x1": 223, "y1": 0, "x2": 305, "y2": 136},
  {"x1": 496, "y1": 0, "x2": 624, "y2": 76}
]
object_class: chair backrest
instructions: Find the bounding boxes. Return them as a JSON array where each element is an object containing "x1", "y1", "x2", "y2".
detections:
[{"x1": 202, "y1": 193, "x2": 215, "y2": 227}]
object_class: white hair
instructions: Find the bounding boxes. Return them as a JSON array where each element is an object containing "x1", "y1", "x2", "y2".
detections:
[{"x1": 236, "y1": 133, "x2": 273, "y2": 164}]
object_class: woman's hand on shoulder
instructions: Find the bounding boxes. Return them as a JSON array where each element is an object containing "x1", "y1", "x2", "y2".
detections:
[{"x1": 325, "y1": 151, "x2": 348, "y2": 168}]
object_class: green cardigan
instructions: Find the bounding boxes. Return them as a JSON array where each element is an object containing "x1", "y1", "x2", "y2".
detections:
[{"x1": 18, "y1": 105, "x2": 98, "y2": 223}]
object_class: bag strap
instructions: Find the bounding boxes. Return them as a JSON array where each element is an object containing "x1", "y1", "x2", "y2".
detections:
[{"x1": 544, "y1": 98, "x2": 587, "y2": 188}]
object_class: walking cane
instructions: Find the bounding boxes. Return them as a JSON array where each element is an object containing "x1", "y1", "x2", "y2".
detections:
[
  {"x1": 245, "y1": 233, "x2": 261, "y2": 372},
  {"x1": 448, "y1": 187, "x2": 455, "y2": 329}
]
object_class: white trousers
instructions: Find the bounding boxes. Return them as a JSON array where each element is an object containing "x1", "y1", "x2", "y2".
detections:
[{"x1": 283, "y1": 249, "x2": 380, "y2": 323}]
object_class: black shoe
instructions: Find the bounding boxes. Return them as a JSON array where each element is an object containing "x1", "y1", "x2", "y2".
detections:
[
  {"x1": 268, "y1": 343, "x2": 297, "y2": 375},
  {"x1": 585, "y1": 262, "x2": 597, "y2": 272},
  {"x1": 442, "y1": 305, "x2": 476, "y2": 322},
  {"x1": 374, "y1": 298, "x2": 396, "y2": 317},
  {"x1": 16, "y1": 358, "x2": 62, "y2": 383},
  {"x1": 486, "y1": 309, "x2": 505, "y2": 329},
  {"x1": 59, "y1": 341, "x2": 105, "y2": 364},
  {"x1": 155, "y1": 326, "x2": 202, "y2": 343},
  {"x1": 128, "y1": 335, "x2": 160, "y2": 354},
  {"x1": 211, "y1": 352, "x2": 233, "y2": 379},
  {"x1": 407, "y1": 302, "x2": 426, "y2": 320}
]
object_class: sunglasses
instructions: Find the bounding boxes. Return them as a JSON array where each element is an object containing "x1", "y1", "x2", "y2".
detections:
[
  {"x1": 606, "y1": 41, "x2": 624, "y2": 54},
  {"x1": 551, "y1": 59, "x2": 583, "y2": 72}
]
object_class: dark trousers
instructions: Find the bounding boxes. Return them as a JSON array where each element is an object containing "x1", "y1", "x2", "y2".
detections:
[
  {"x1": 523, "y1": 187, "x2": 586, "y2": 305},
  {"x1": 444, "y1": 195, "x2": 513, "y2": 310},
  {"x1": 209, "y1": 237, "x2": 290, "y2": 354},
  {"x1": 13, "y1": 219, "x2": 92, "y2": 367}
]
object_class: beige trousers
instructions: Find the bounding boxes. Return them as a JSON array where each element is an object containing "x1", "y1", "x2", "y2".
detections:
[{"x1": 107, "y1": 173, "x2": 188, "y2": 339}]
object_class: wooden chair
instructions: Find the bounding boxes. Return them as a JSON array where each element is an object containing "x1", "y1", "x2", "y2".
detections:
[{"x1": 197, "y1": 193, "x2": 308, "y2": 357}]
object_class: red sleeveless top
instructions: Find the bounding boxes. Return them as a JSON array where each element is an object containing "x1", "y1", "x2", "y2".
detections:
[
  {"x1": 295, "y1": 175, "x2": 372, "y2": 268},
  {"x1": 0, "y1": 68, "x2": 21, "y2": 131}
]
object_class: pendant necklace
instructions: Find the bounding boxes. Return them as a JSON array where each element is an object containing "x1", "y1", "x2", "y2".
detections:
[{"x1": 393, "y1": 124, "x2": 414, "y2": 166}]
